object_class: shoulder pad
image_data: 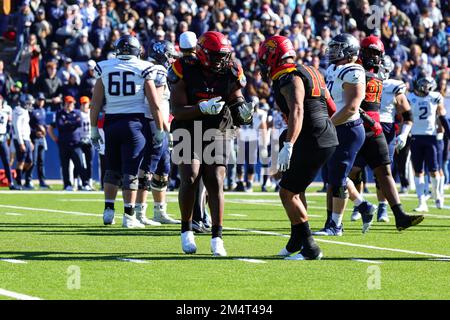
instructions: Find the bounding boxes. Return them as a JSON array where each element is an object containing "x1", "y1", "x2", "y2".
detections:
[
  {"x1": 171, "y1": 59, "x2": 184, "y2": 80},
  {"x1": 338, "y1": 64, "x2": 365, "y2": 84},
  {"x1": 141, "y1": 61, "x2": 156, "y2": 81},
  {"x1": 392, "y1": 82, "x2": 407, "y2": 95}
]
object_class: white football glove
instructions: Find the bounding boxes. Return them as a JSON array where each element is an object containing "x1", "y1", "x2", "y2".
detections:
[
  {"x1": 153, "y1": 128, "x2": 166, "y2": 147},
  {"x1": 238, "y1": 101, "x2": 254, "y2": 123},
  {"x1": 168, "y1": 133, "x2": 174, "y2": 151},
  {"x1": 395, "y1": 134, "x2": 408, "y2": 151},
  {"x1": 90, "y1": 126, "x2": 103, "y2": 151},
  {"x1": 199, "y1": 96, "x2": 225, "y2": 115},
  {"x1": 277, "y1": 142, "x2": 294, "y2": 172}
]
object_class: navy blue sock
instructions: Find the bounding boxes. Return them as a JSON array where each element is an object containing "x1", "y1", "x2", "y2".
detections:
[
  {"x1": 181, "y1": 220, "x2": 192, "y2": 233},
  {"x1": 212, "y1": 225, "x2": 223, "y2": 238}
]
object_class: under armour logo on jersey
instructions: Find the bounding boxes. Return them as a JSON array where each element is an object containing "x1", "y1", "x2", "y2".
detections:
[{"x1": 205, "y1": 87, "x2": 214, "y2": 93}]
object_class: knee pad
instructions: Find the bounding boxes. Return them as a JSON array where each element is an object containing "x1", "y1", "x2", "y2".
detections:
[
  {"x1": 151, "y1": 175, "x2": 168, "y2": 192},
  {"x1": 123, "y1": 174, "x2": 139, "y2": 190},
  {"x1": 138, "y1": 171, "x2": 152, "y2": 191},
  {"x1": 104, "y1": 170, "x2": 122, "y2": 186},
  {"x1": 332, "y1": 185, "x2": 348, "y2": 199}
]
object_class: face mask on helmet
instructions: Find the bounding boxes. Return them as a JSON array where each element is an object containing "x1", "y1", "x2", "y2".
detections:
[
  {"x1": 327, "y1": 42, "x2": 346, "y2": 64},
  {"x1": 361, "y1": 47, "x2": 383, "y2": 70},
  {"x1": 379, "y1": 55, "x2": 394, "y2": 80},
  {"x1": 204, "y1": 50, "x2": 231, "y2": 73}
]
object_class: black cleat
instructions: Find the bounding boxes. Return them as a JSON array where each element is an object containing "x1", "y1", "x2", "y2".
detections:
[
  {"x1": 192, "y1": 220, "x2": 211, "y2": 234},
  {"x1": 396, "y1": 214, "x2": 425, "y2": 231},
  {"x1": 233, "y1": 181, "x2": 246, "y2": 192}
]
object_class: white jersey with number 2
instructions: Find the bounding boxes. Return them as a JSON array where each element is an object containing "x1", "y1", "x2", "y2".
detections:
[{"x1": 408, "y1": 91, "x2": 443, "y2": 136}]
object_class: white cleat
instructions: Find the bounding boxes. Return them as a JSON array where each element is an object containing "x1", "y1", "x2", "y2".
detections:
[
  {"x1": 122, "y1": 214, "x2": 145, "y2": 229},
  {"x1": 211, "y1": 237, "x2": 227, "y2": 256},
  {"x1": 278, "y1": 247, "x2": 295, "y2": 257},
  {"x1": 181, "y1": 231, "x2": 197, "y2": 254},
  {"x1": 103, "y1": 208, "x2": 115, "y2": 225},
  {"x1": 153, "y1": 212, "x2": 181, "y2": 224},
  {"x1": 285, "y1": 251, "x2": 323, "y2": 261},
  {"x1": 136, "y1": 213, "x2": 161, "y2": 226},
  {"x1": 436, "y1": 198, "x2": 444, "y2": 209},
  {"x1": 351, "y1": 210, "x2": 361, "y2": 221},
  {"x1": 414, "y1": 203, "x2": 429, "y2": 213}
]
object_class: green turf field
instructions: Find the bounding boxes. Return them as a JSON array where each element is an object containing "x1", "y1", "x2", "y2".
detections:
[{"x1": 0, "y1": 186, "x2": 449, "y2": 300}]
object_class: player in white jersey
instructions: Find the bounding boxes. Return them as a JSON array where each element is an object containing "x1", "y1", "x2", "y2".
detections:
[
  {"x1": 79, "y1": 96, "x2": 94, "y2": 190},
  {"x1": 12, "y1": 94, "x2": 34, "y2": 189},
  {"x1": 135, "y1": 40, "x2": 181, "y2": 226},
  {"x1": 372, "y1": 55, "x2": 413, "y2": 222},
  {"x1": 235, "y1": 97, "x2": 268, "y2": 192},
  {"x1": 408, "y1": 73, "x2": 449, "y2": 211},
  {"x1": 0, "y1": 95, "x2": 16, "y2": 189},
  {"x1": 314, "y1": 33, "x2": 372, "y2": 236},
  {"x1": 90, "y1": 35, "x2": 166, "y2": 228}
]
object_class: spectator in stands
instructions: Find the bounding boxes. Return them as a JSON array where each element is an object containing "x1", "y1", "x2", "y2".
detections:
[
  {"x1": 17, "y1": 33, "x2": 41, "y2": 90},
  {"x1": 33, "y1": 60, "x2": 63, "y2": 111},
  {"x1": 30, "y1": 7, "x2": 52, "y2": 52},
  {"x1": 48, "y1": 95, "x2": 90, "y2": 191},
  {"x1": 79, "y1": 60, "x2": 97, "y2": 99},
  {"x1": 90, "y1": 15, "x2": 112, "y2": 49},
  {"x1": 57, "y1": 57, "x2": 81, "y2": 86},
  {"x1": 70, "y1": 31, "x2": 95, "y2": 62},
  {"x1": 13, "y1": 3, "x2": 35, "y2": 67},
  {"x1": 43, "y1": 42, "x2": 64, "y2": 68}
]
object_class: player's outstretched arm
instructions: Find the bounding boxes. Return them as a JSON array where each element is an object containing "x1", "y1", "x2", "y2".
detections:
[{"x1": 331, "y1": 82, "x2": 365, "y2": 126}]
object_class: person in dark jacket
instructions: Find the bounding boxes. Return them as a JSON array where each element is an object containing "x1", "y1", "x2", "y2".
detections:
[
  {"x1": 48, "y1": 95, "x2": 91, "y2": 191},
  {"x1": 33, "y1": 60, "x2": 63, "y2": 111}
]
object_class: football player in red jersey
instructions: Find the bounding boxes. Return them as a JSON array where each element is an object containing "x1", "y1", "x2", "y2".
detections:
[
  {"x1": 349, "y1": 35, "x2": 424, "y2": 231},
  {"x1": 168, "y1": 31, "x2": 253, "y2": 256},
  {"x1": 258, "y1": 36, "x2": 339, "y2": 260}
]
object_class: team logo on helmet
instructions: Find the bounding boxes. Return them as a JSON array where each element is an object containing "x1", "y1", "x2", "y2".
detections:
[{"x1": 265, "y1": 39, "x2": 278, "y2": 50}]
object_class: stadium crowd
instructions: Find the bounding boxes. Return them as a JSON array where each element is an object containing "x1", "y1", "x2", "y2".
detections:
[{"x1": 0, "y1": 0, "x2": 449, "y2": 192}]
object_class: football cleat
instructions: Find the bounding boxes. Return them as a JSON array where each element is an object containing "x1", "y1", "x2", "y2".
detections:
[
  {"x1": 435, "y1": 198, "x2": 444, "y2": 209},
  {"x1": 122, "y1": 214, "x2": 145, "y2": 229},
  {"x1": 399, "y1": 186, "x2": 408, "y2": 194},
  {"x1": 64, "y1": 186, "x2": 74, "y2": 191},
  {"x1": 396, "y1": 214, "x2": 425, "y2": 231},
  {"x1": 357, "y1": 201, "x2": 376, "y2": 234},
  {"x1": 39, "y1": 183, "x2": 51, "y2": 189},
  {"x1": 211, "y1": 237, "x2": 227, "y2": 256},
  {"x1": 313, "y1": 220, "x2": 343, "y2": 236},
  {"x1": 80, "y1": 185, "x2": 94, "y2": 191},
  {"x1": 9, "y1": 185, "x2": 22, "y2": 190},
  {"x1": 233, "y1": 181, "x2": 246, "y2": 192},
  {"x1": 23, "y1": 183, "x2": 35, "y2": 190},
  {"x1": 181, "y1": 231, "x2": 197, "y2": 254},
  {"x1": 192, "y1": 220, "x2": 211, "y2": 234},
  {"x1": 103, "y1": 208, "x2": 115, "y2": 225},
  {"x1": 136, "y1": 213, "x2": 161, "y2": 226},
  {"x1": 278, "y1": 247, "x2": 295, "y2": 257},
  {"x1": 285, "y1": 243, "x2": 322, "y2": 261},
  {"x1": 351, "y1": 206, "x2": 361, "y2": 221},
  {"x1": 377, "y1": 203, "x2": 389, "y2": 222},
  {"x1": 414, "y1": 203, "x2": 429, "y2": 213},
  {"x1": 153, "y1": 212, "x2": 181, "y2": 224}
]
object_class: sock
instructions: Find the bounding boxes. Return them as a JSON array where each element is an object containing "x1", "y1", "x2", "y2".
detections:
[
  {"x1": 246, "y1": 181, "x2": 252, "y2": 189},
  {"x1": 15, "y1": 169, "x2": 22, "y2": 185},
  {"x1": 181, "y1": 220, "x2": 192, "y2": 233},
  {"x1": 353, "y1": 195, "x2": 364, "y2": 207},
  {"x1": 286, "y1": 221, "x2": 312, "y2": 252},
  {"x1": 211, "y1": 225, "x2": 223, "y2": 238},
  {"x1": 438, "y1": 175, "x2": 445, "y2": 199},
  {"x1": 331, "y1": 212, "x2": 343, "y2": 227},
  {"x1": 135, "y1": 203, "x2": 146, "y2": 215},
  {"x1": 326, "y1": 210, "x2": 332, "y2": 225},
  {"x1": 24, "y1": 168, "x2": 31, "y2": 184},
  {"x1": 124, "y1": 203, "x2": 135, "y2": 216},
  {"x1": 154, "y1": 202, "x2": 166, "y2": 214},
  {"x1": 104, "y1": 200, "x2": 115, "y2": 210},
  {"x1": 391, "y1": 203, "x2": 407, "y2": 220},
  {"x1": 378, "y1": 201, "x2": 387, "y2": 208},
  {"x1": 431, "y1": 176, "x2": 439, "y2": 200},
  {"x1": 262, "y1": 175, "x2": 269, "y2": 187},
  {"x1": 415, "y1": 176, "x2": 425, "y2": 203}
]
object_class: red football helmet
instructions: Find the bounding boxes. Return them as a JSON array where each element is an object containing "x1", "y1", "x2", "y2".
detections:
[
  {"x1": 258, "y1": 36, "x2": 296, "y2": 79},
  {"x1": 360, "y1": 35, "x2": 385, "y2": 70},
  {"x1": 196, "y1": 31, "x2": 232, "y2": 73}
]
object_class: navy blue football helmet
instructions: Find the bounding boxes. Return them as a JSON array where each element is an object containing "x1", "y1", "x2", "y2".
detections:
[
  {"x1": 327, "y1": 33, "x2": 360, "y2": 64},
  {"x1": 115, "y1": 35, "x2": 142, "y2": 58},
  {"x1": 148, "y1": 41, "x2": 180, "y2": 69}
]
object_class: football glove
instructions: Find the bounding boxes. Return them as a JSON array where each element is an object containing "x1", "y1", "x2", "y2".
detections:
[
  {"x1": 90, "y1": 126, "x2": 103, "y2": 151},
  {"x1": 168, "y1": 133, "x2": 174, "y2": 151},
  {"x1": 153, "y1": 128, "x2": 166, "y2": 148},
  {"x1": 199, "y1": 96, "x2": 225, "y2": 115},
  {"x1": 277, "y1": 142, "x2": 294, "y2": 172},
  {"x1": 238, "y1": 101, "x2": 254, "y2": 124}
]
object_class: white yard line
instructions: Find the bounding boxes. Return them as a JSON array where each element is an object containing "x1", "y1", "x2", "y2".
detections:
[
  {"x1": 234, "y1": 258, "x2": 267, "y2": 264},
  {"x1": 0, "y1": 259, "x2": 27, "y2": 264},
  {"x1": 1, "y1": 204, "x2": 449, "y2": 260},
  {"x1": 225, "y1": 227, "x2": 450, "y2": 259},
  {"x1": 3, "y1": 212, "x2": 23, "y2": 216},
  {"x1": 117, "y1": 258, "x2": 149, "y2": 264},
  {"x1": 351, "y1": 259, "x2": 383, "y2": 264},
  {"x1": 0, "y1": 288, "x2": 42, "y2": 300},
  {"x1": 227, "y1": 214, "x2": 248, "y2": 217}
]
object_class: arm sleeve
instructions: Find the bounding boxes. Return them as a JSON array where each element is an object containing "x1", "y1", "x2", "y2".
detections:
[{"x1": 13, "y1": 109, "x2": 24, "y2": 145}]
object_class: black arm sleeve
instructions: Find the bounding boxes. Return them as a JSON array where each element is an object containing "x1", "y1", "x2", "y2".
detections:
[{"x1": 402, "y1": 110, "x2": 413, "y2": 122}]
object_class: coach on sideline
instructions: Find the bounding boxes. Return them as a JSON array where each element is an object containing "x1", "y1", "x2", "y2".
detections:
[{"x1": 48, "y1": 95, "x2": 91, "y2": 191}]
